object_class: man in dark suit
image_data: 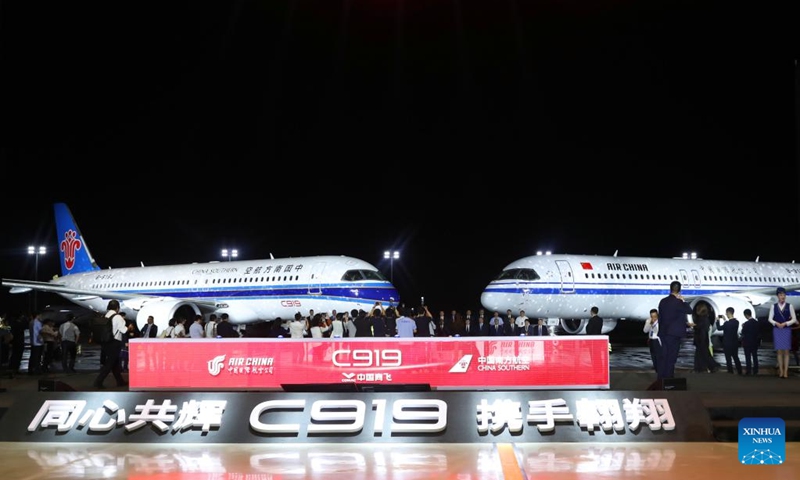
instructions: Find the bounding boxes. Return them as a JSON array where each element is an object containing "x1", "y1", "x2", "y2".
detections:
[
  {"x1": 523, "y1": 319, "x2": 534, "y2": 336},
  {"x1": 716, "y1": 307, "x2": 742, "y2": 375},
  {"x1": 462, "y1": 318, "x2": 474, "y2": 337},
  {"x1": 475, "y1": 316, "x2": 490, "y2": 336},
  {"x1": 140, "y1": 315, "x2": 158, "y2": 338},
  {"x1": 657, "y1": 281, "x2": 694, "y2": 380},
  {"x1": 586, "y1": 307, "x2": 603, "y2": 335},
  {"x1": 740, "y1": 308, "x2": 760, "y2": 375},
  {"x1": 215, "y1": 313, "x2": 239, "y2": 338},
  {"x1": 532, "y1": 318, "x2": 548, "y2": 336},
  {"x1": 490, "y1": 315, "x2": 506, "y2": 336}
]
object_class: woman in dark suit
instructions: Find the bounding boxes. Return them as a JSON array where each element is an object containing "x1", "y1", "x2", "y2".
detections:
[{"x1": 692, "y1": 304, "x2": 719, "y2": 373}]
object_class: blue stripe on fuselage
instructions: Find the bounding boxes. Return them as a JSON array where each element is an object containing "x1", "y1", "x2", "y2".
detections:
[
  {"x1": 93, "y1": 285, "x2": 399, "y2": 302},
  {"x1": 483, "y1": 283, "x2": 795, "y2": 297}
]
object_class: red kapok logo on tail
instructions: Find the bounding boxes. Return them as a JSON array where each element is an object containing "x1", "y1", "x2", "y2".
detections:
[{"x1": 60, "y1": 229, "x2": 82, "y2": 271}]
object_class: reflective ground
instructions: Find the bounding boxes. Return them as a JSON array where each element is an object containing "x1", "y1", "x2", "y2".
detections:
[{"x1": 1, "y1": 441, "x2": 798, "y2": 479}]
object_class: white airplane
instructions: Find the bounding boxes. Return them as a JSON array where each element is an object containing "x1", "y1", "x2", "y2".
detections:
[
  {"x1": 2, "y1": 203, "x2": 400, "y2": 335},
  {"x1": 480, "y1": 252, "x2": 800, "y2": 336}
]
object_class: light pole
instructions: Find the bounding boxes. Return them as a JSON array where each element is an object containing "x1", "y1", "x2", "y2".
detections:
[
  {"x1": 384, "y1": 250, "x2": 399, "y2": 283},
  {"x1": 28, "y1": 245, "x2": 46, "y2": 311},
  {"x1": 221, "y1": 249, "x2": 238, "y2": 262}
]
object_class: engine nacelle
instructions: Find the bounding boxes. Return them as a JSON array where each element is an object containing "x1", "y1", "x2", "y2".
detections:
[
  {"x1": 135, "y1": 299, "x2": 201, "y2": 336},
  {"x1": 689, "y1": 296, "x2": 752, "y2": 338},
  {"x1": 559, "y1": 318, "x2": 588, "y2": 334},
  {"x1": 558, "y1": 318, "x2": 618, "y2": 335}
]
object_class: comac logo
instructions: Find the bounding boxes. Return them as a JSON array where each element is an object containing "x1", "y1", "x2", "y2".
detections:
[
  {"x1": 60, "y1": 229, "x2": 82, "y2": 271},
  {"x1": 208, "y1": 355, "x2": 226, "y2": 376},
  {"x1": 449, "y1": 354, "x2": 473, "y2": 373}
]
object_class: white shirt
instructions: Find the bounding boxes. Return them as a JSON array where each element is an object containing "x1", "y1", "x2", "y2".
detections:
[
  {"x1": 643, "y1": 318, "x2": 661, "y2": 345},
  {"x1": 346, "y1": 319, "x2": 357, "y2": 338},
  {"x1": 310, "y1": 324, "x2": 330, "y2": 338},
  {"x1": 330, "y1": 319, "x2": 345, "y2": 338},
  {"x1": 289, "y1": 320, "x2": 307, "y2": 339},
  {"x1": 107, "y1": 311, "x2": 126, "y2": 342},
  {"x1": 59, "y1": 321, "x2": 80, "y2": 343},
  {"x1": 205, "y1": 320, "x2": 217, "y2": 338},
  {"x1": 768, "y1": 302, "x2": 798, "y2": 326},
  {"x1": 515, "y1": 315, "x2": 529, "y2": 328},
  {"x1": 172, "y1": 323, "x2": 186, "y2": 338}
]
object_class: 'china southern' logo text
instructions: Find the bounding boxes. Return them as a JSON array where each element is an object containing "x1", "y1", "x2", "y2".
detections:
[{"x1": 739, "y1": 417, "x2": 785, "y2": 465}]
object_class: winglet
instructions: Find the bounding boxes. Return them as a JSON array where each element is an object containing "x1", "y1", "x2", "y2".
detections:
[{"x1": 53, "y1": 203, "x2": 101, "y2": 276}]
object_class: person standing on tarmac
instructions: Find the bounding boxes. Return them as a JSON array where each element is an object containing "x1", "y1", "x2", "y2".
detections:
[
  {"x1": 93, "y1": 299, "x2": 127, "y2": 389},
  {"x1": 586, "y1": 306, "x2": 603, "y2": 335},
  {"x1": 657, "y1": 281, "x2": 694, "y2": 381}
]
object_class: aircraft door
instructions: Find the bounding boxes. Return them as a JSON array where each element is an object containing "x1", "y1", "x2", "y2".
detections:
[
  {"x1": 556, "y1": 260, "x2": 575, "y2": 293},
  {"x1": 308, "y1": 262, "x2": 326, "y2": 295},
  {"x1": 691, "y1": 269, "x2": 701, "y2": 288}
]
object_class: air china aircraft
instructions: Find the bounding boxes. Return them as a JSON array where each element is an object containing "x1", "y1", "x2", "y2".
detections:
[
  {"x1": 2, "y1": 203, "x2": 400, "y2": 335},
  {"x1": 480, "y1": 252, "x2": 800, "y2": 335}
]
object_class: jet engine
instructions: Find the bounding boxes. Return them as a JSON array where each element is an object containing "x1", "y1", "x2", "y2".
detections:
[
  {"x1": 558, "y1": 318, "x2": 618, "y2": 335},
  {"x1": 689, "y1": 296, "x2": 753, "y2": 348},
  {"x1": 689, "y1": 296, "x2": 754, "y2": 323},
  {"x1": 133, "y1": 299, "x2": 202, "y2": 334}
]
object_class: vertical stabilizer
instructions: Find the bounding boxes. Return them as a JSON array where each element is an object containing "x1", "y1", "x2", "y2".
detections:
[{"x1": 53, "y1": 203, "x2": 100, "y2": 276}]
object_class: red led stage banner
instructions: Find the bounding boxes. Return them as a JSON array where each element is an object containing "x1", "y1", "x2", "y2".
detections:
[{"x1": 128, "y1": 336, "x2": 609, "y2": 391}]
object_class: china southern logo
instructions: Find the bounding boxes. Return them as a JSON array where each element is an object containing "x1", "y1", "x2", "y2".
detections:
[
  {"x1": 739, "y1": 417, "x2": 786, "y2": 464},
  {"x1": 207, "y1": 355, "x2": 226, "y2": 376},
  {"x1": 60, "y1": 229, "x2": 83, "y2": 271},
  {"x1": 449, "y1": 355, "x2": 473, "y2": 373}
]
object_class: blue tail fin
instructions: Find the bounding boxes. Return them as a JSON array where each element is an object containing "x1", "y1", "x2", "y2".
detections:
[{"x1": 54, "y1": 203, "x2": 100, "y2": 277}]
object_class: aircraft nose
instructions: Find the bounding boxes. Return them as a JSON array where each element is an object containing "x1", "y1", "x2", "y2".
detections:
[{"x1": 480, "y1": 291, "x2": 499, "y2": 311}]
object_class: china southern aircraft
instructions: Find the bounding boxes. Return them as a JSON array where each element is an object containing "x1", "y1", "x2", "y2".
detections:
[
  {"x1": 480, "y1": 252, "x2": 800, "y2": 335},
  {"x1": 2, "y1": 203, "x2": 400, "y2": 335}
]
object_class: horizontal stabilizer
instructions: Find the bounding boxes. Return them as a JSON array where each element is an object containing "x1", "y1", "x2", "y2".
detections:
[{"x1": 1, "y1": 278, "x2": 139, "y2": 301}]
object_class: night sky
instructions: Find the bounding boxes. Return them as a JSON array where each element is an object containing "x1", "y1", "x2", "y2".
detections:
[{"x1": 1, "y1": 1, "x2": 796, "y2": 317}]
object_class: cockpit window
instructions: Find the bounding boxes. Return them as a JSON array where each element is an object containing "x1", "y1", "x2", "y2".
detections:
[
  {"x1": 341, "y1": 269, "x2": 389, "y2": 282},
  {"x1": 495, "y1": 268, "x2": 540, "y2": 281},
  {"x1": 360, "y1": 270, "x2": 387, "y2": 281}
]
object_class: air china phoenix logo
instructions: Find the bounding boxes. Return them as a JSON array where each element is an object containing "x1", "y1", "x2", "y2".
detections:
[
  {"x1": 449, "y1": 355, "x2": 473, "y2": 373},
  {"x1": 208, "y1": 355, "x2": 226, "y2": 376},
  {"x1": 60, "y1": 229, "x2": 83, "y2": 271}
]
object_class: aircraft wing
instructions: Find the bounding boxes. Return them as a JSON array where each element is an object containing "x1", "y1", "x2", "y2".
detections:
[
  {"x1": 1, "y1": 278, "x2": 221, "y2": 308},
  {"x1": 684, "y1": 284, "x2": 800, "y2": 307}
]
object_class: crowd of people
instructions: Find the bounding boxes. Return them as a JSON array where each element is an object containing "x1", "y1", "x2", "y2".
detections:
[
  {"x1": 3, "y1": 288, "x2": 800, "y2": 383},
  {"x1": 644, "y1": 282, "x2": 800, "y2": 386},
  {"x1": 260, "y1": 303, "x2": 554, "y2": 339}
]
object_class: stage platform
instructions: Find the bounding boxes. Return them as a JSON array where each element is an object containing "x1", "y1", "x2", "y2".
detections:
[
  {"x1": 2, "y1": 362, "x2": 799, "y2": 478},
  {"x1": 3, "y1": 363, "x2": 799, "y2": 441}
]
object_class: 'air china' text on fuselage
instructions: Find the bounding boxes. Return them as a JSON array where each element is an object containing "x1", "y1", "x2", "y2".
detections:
[{"x1": 606, "y1": 263, "x2": 650, "y2": 271}]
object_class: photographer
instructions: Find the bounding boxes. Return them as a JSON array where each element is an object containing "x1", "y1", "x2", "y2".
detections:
[{"x1": 369, "y1": 302, "x2": 388, "y2": 337}]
